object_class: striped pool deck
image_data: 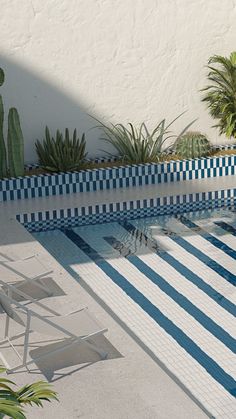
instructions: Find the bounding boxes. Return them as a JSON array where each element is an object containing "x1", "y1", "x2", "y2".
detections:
[{"x1": 34, "y1": 207, "x2": 236, "y2": 419}]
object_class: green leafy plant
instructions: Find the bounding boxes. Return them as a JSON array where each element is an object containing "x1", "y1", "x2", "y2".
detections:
[
  {"x1": 201, "y1": 52, "x2": 236, "y2": 138},
  {"x1": 94, "y1": 113, "x2": 196, "y2": 164},
  {"x1": 35, "y1": 127, "x2": 87, "y2": 172},
  {"x1": 0, "y1": 68, "x2": 24, "y2": 178},
  {"x1": 0, "y1": 366, "x2": 58, "y2": 419},
  {"x1": 174, "y1": 131, "x2": 211, "y2": 159}
]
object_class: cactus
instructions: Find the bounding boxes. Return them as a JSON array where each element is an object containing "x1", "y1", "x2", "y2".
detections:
[
  {"x1": 0, "y1": 68, "x2": 7, "y2": 178},
  {"x1": 0, "y1": 68, "x2": 4, "y2": 86},
  {"x1": 175, "y1": 131, "x2": 211, "y2": 159},
  {"x1": 0, "y1": 67, "x2": 25, "y2": 179},
  {"x1": 0, "y1": 95, "x2": 7, "y2": 178},
  {"x1": 7, "y1": 108, "x2": 24, "y2": 177}
]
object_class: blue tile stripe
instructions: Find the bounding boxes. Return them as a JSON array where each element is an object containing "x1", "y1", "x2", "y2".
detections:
[
  {"x1": 120, "y1": 221, "x2": 236, "y2": 318},
  {"x1": 104, "y1": 235, "x2": 236, "y2": 352},
  {"x1": 178, "y1": 216, "x2": 236, "y2": 261},
  {"x1": 16, "y1": 189, "x2": 236, "y2": 233},
  {"x1": 161, "y1": 229, "x2": 236, "y2": 287},
  {"x1": 63, "y1": 228, "x2": 236, "y2": 397},
  {"x1": 1, "y1": 150, "x2": 236, "y2": 202},
  {"x1": 214, "y1": 221, "x2": 236, "y2": 236}
]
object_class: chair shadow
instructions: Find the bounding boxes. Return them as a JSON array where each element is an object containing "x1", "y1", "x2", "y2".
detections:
[
  {"x1": 28, "y1": 334, "x2": 122, "y2": 382},
  {"x1": 0, "y1": 278, "x2": 65, "y2": 312},
  {"x1": 0, "y1": 55, "x2": 111, "y2": 163},
  {"x1": 0, "y1": 250, "x2": 66, "y2": 304}
]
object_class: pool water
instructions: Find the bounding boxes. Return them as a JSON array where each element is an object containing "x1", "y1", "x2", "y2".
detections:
[{"x1": 34, "y1": 207, "x2": 236, "y2": 418}]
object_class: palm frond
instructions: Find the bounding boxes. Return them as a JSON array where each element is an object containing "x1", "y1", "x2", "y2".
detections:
[
  {"x1": 201, "y1": 52, "x2": 236, "y2": 138},
  {"x1": 0, "y1": 367, "x2": 58, "y2": 419}
]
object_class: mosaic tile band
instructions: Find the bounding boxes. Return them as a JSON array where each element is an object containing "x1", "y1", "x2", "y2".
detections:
[
  {"x1": 16, "y1": 188, "x2": 236, "y2": 232},
  {"x1": 1, "y1": 151, "x2": 236, "y2": 202}
]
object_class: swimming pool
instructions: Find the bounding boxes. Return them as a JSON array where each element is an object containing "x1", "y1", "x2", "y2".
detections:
[{"x1": 34, "y1": 207, "x2": 236, "y2": 418}]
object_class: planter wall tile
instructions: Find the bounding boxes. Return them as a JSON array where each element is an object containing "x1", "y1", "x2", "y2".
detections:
[{"x1": 1, "y1": 149, "x2": 236, "y2": 203}]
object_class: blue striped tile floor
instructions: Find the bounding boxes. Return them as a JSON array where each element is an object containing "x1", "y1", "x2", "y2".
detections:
[{"x1": 34, "y1": 207, "x2": 236, "y2": 418}]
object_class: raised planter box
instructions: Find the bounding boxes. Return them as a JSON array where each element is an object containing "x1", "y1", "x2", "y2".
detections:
[{"x1": 0, "y1": 145, "x2": 236, "y2": 203}]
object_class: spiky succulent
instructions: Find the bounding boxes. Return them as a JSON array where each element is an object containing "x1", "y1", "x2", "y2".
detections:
[
  {"x1": 201, "y1": 52, "x2": 236, "y2": 138},
  {"x1": 94, "y1": 113, "x2": 196, "y2": 164},
  {"x1": 175, "y1": 131, "x2": 211, "y2": 159},
  {"x1": 36, "y1": 127, "x2": 87, "y2": 172}
]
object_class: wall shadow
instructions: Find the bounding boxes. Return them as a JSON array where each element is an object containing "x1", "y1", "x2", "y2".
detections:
[{"x1": 0, "y1": 55, "x2": 112, "y2": 163}]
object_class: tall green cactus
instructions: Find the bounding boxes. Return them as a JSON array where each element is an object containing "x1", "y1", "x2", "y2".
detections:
[
  {"x1": 7, "y1": 108, "x2": 24, "y2": 177},
  {"x1": 0, "y1": 96, "x2": 7, "y2": 178},
  {"x1": 0, "y1": 67, "x2": 25, "y2": 178},
  {"x1": 0, "y1": 68, "x2": 4, "y2": 86},
  {"x1": 0, "y1": 68, "x2": 7, "y2": 178}
]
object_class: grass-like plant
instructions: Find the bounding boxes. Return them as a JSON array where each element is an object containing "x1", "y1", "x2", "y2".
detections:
[
  {"x1": 0, "y1": 366, "x2": 58, "y2": 418},
  {"x1": 201, "y1": 52, "x2": 236, "y2": 138},
  {"x1": 36, "y1": 127, "x2": 87, "y2": 172},
  {"x1": 94, "y1": 113, "x2": 196, "y2": 164}
]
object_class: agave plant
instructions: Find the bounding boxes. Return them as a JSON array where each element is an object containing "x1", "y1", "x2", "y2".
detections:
[
  {"x1": 201, "y1": 52, "x2": 236, "y2": 138},
  {"x1": 0, "y1": 366, "x2": 58, "y2": 419},
  {"x1": 35, "y1": 127, "x2": 87, "y2": 172},
  {"x1": 93, "y1": 113, "x2": 196, "y2": 164},
  {"x1": 175, "y1": 131, "x2": 211, "y2": 159}
]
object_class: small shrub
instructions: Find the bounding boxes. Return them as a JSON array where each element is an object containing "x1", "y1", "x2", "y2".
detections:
[
  {"x1": 36, "y1": 127, "x2": 87, "y2": 172},
  {"x1": 94, "y1": 113, "x2": 196, "y2": 164},
  {"x1": 174, "y1": 131, "x2": 211, "y2": 159}
]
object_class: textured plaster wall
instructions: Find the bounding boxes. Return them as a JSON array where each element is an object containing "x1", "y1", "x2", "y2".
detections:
[{"x1": 0, "y1": 0, "x2": 236, "y2": 162}]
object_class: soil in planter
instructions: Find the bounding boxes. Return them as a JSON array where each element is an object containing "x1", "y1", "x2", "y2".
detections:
[
  {"x1": 209, "y1": 149, "x2": 236, "y2": 157},
  {"x1": 23, "y1": 156, "x2": 180, "y2": 177}
]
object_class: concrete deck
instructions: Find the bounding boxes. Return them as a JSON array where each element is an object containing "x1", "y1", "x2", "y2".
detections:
[{"x1": 1, "y1": 176, "x2": 234, "y2": 418}]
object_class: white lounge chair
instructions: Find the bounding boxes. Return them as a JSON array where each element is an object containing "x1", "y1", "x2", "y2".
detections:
[
  {"x1": 0, "y1": 255, "x2": 53, "y2": 297},
  {"x1": 0, "y1": 289, "x2": 108, "y2": 374}
]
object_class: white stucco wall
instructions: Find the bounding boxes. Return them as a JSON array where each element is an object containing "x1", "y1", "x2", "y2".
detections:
[{"x1": 0, "y1": 0, "x2": 236, "y2": 163}]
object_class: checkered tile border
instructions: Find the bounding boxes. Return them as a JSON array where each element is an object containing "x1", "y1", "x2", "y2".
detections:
[
  {"x1": 2, "y1": 146, "x2": 236, "y2": 202},
  {"x1": 16, "y1": 188, "x2": 236, "y2": 232},
  {"x1": 214, "y1": 143, "x2": 236, "y2": 150}
]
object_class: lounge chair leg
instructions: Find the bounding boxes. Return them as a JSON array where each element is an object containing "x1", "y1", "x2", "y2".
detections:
[
  {"x1": 22, "y1": 314, "x2": 31, "y2": 372},
  {"x1": 4, "y1": 315, "x2": 10, "y2": 339}
]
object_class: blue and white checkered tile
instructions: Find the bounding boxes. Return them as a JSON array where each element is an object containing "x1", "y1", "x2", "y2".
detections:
[
  {"x1": 24, "y1": 163, "x2": 40, "y2": 171},
  {"x1": 85, "y1": 155, "x2": 120, "y2": 164},
  {"x1": 1, "y1": 150, "x2": 236, "y2": 202},
  {"x1": 213, "y1": 143, "x2": 236, "y2": 150},
  {"x1": 16, "y1": 188, "x2": 236, "y2": 233}
]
